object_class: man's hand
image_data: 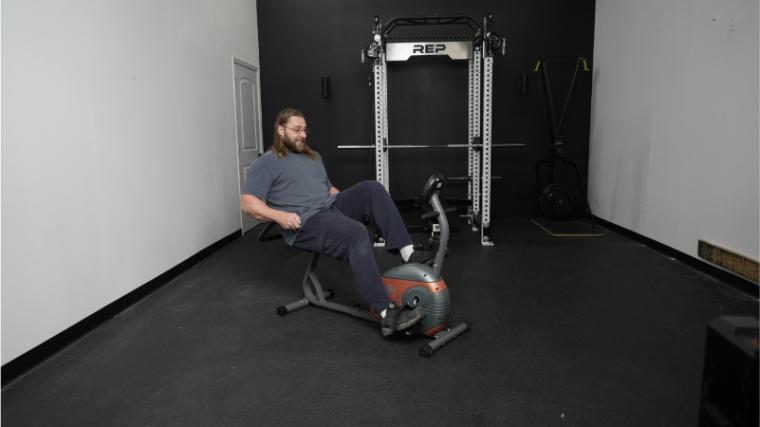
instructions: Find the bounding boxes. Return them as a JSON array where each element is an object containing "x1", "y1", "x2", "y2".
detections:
[
  {"x1": 276, "y1": 211, "x2": 302, "y2": 230},
  {"x1": 241, "y1": 194, "x2": 301, "y2": 230}
]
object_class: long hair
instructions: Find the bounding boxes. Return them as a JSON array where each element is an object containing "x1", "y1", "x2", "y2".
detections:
[{"x1": 272, "y1": 107, "x2": 317, "y2": 159}]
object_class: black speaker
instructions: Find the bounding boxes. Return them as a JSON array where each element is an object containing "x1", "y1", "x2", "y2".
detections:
[
  {"x1": 699, "y1": 316, "x2": 759, "y2": 427},
  {"x1": 321, "y1": 76, "x2": 330, "y2": 99},
  {"x1": 519, "y1": 73, "x2": 529, "y2": 96}
]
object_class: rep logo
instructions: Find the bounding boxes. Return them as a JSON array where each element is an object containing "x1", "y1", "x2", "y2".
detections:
[{"x1": 412, "y1": 44, "x2": 446, "y2": 54}]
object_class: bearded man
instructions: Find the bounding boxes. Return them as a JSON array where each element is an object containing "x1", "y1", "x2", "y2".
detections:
[{"x1": 240, "y1": 107, "x2": 434, "y2": 336}]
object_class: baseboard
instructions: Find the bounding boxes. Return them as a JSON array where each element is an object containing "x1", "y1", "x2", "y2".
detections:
[
  {"x1": 593, "y1": 217, "x2": 759, "y2": 299},
  {"x1": 1, "y1": 230, "x2": 241, "y2": 387},
  {"x1": 698, "y1": 240, "x2": 759, "y2": 284}
]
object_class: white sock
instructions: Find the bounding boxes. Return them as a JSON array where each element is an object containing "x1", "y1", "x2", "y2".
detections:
[{"x1": 400, "y1": 244, "x2": 414, "y2": 262}]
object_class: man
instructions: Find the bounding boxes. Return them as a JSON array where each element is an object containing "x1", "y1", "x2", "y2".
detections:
[{"x1": 240, "y1": 107, "x2": 435, "y2": 337}]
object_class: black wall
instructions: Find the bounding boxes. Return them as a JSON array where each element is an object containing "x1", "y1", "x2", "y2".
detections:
[{"x1": 257, "y1": 0, "x2": 595, "y2": 217}]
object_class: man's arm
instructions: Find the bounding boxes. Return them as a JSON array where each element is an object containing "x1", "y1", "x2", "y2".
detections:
[
  {"x1": 329, "y1": 186, "x2": 339, "y2": 195},
  {"x1": 240, "y1": 194, "x2": 302, "y2": 230}
]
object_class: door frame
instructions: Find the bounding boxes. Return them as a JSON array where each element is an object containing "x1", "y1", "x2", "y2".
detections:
[{"x1": 231, "y1": 57, "x2": 264, "y2": 234}]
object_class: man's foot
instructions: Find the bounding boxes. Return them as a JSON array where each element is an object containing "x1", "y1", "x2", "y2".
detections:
[
  {"x1": 376, "y1": 303, "x2": 425, "y2": 336},
  {"x1": 404, "y1": 249, "x2": 435, "y2": 265}
]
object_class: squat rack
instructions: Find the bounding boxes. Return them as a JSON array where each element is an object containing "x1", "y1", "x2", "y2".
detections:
[{"x1": 339, "y1": 14, "x2": 507, "y2": 246}]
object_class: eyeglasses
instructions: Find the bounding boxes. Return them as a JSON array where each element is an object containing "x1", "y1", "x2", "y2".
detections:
[{"x1": 283, "y1": 126, "x2": 309, "y2": 134}]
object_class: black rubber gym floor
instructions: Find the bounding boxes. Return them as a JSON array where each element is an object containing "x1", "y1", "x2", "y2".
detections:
[{"x1": 2, "y1": 219, "x2": 757, "y2": 426}]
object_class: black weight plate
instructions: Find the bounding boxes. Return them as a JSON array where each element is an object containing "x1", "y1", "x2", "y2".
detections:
[{"x1": 540, "y1": 183, "x2": 575, "y2": 219}]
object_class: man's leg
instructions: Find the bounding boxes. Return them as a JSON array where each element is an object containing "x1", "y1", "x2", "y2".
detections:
[
  {"x1": 292, "y1": 205, "x2": 424, "y2": 336},
  {"x1": 292, "y1": 206, "x2": 390, "y2": 311},
  {"x1": 333, "y1": 180, "x2": 412, "y2": 251}
]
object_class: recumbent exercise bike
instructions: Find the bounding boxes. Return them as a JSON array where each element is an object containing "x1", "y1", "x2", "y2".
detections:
[{"x1": 276, "y1": 174, "x2": 470, "y2": 357}]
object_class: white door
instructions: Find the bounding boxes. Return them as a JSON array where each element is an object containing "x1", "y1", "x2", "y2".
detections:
[{"x1": 233, "y1": 59, "x2": 263, "y2": 234}]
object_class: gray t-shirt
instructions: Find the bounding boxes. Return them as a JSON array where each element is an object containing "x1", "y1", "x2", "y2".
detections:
[{"x1": 242, "y1": 150, "x2": 335, "y2": 245}]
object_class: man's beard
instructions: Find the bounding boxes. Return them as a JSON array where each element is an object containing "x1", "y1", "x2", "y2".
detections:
[{"x1": 282, "y1": 133, "x2": 305, "y2": 153}]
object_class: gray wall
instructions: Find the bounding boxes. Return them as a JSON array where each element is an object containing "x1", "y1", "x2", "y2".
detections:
[
  {"x1": 1, "y1": 1, "x2": 260, "y2": 364},
  {"x1": 589, "y1": 0, "x2": 758, "y2": 262}
]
